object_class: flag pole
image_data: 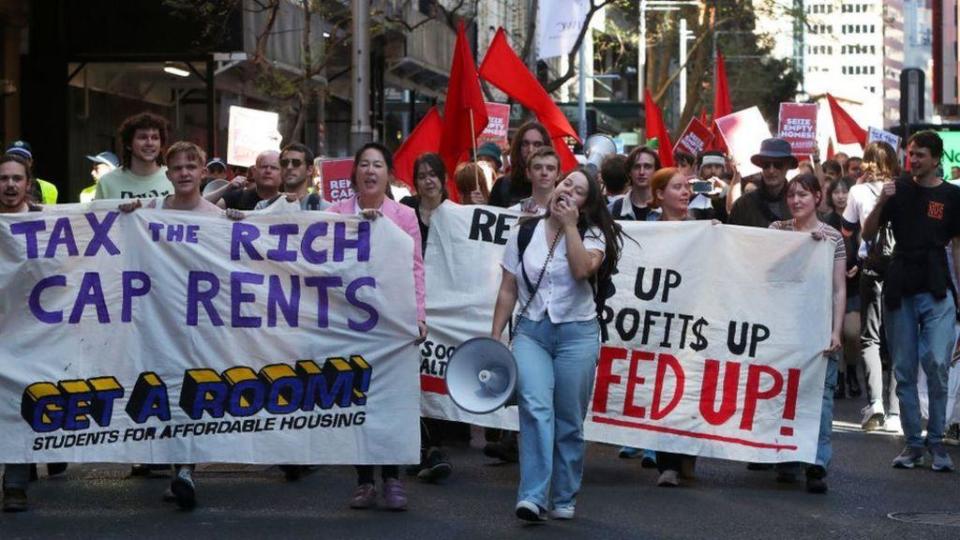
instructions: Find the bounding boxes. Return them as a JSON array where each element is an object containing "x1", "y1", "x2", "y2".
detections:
[{"x1": 469, "y1": 108, "x2": 481, "y2": 193}]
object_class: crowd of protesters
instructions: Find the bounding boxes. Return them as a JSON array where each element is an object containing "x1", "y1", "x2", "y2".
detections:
[{"x1": 2, "y1": 110, "x2": 960, "y2": 521}]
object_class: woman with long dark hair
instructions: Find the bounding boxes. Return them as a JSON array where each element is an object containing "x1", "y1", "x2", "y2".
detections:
[
  {"x1": 328, "y1": 142, "x2": 427, "y2": 511},
  {"x1": 488, "y1": 121, "x2": 552, "y2": 208},
  {"x1": 491, "y1": 167, "x2": 622, "y2": 521}
]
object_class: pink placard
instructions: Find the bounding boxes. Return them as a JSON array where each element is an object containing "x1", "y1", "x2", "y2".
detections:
[
  {"x1": 478, "y1": 102, "x2": 511, "y2": 145},
  {"x1": 673, "y1": 117, "x2": 714, "y2": 156}
]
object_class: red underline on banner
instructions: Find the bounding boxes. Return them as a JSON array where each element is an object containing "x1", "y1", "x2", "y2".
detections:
[
  {"x1": 591, "y1": 415, "x2": 797, "y2": 451},
  {"x1": 420, "y1": 375, "x2": 448, "y2": 395}
]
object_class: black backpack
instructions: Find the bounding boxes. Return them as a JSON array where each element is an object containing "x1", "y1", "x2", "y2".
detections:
[
  {"x1": 516, "y1": 218, "x2": 616, "y2": 321},
  {"x1": 862, "y1": 184, "x2": 896, "y2": 276}
]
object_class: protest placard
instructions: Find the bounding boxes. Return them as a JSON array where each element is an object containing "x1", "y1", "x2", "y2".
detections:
[
  {"x1": 715, "y1": 107, "x2": 772, "y2": 177},
  {"x1": 320, "y1": 158, "x2": 355, "y2": 203},
  {"x1": 0, "y1": 209, "x2": 420, "y2": 464},
  {"x1": 674, "y1": 117, "x2": 715, "y2": 156},
  {"x1": 778, "y1": 103, "x2": 818, "y2": 159},
  {"x1": 226, "y1": 106, "x2": 282, "y2": 167},
  {"x1": 478, "y1": 103, "x2": 511, "y2": 146},
  {"x1": 422, "y1": 203, "x2": 831, "y2": 463},
  {"x1": 866, "y1": 126, "x2": 901, "y2": 150}
]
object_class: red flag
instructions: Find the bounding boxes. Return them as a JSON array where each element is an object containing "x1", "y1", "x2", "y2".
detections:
[
  {"x1": 552, "y1": 137, "x2": 578, "y2": 172},
  {"x1": 479, "y1": 28, "x2": 581, "y2": 155},
  {"x1": 644, "y1": 89, "x2": 674, "y2": 167},
  {"x1": 698, "y1": 108, "x2": 708, "y2": 126},
  {"x1": 394, "y1": 107, "x2": 444, "y2": 190},
  {"x1": 439, "y1": 21, "x2": 488, "y2": 201},
  {"x1": 826, "y1": 93, "x2": 867, "y2": 148},
  {"x1": 707, "y1": 51, "x2": 732, "y2": 153},
  {"x1": 826, "y1": 138, "x2": 835, "y2": 160}
]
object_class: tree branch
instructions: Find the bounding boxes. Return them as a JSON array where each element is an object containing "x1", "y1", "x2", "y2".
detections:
[{"x1": 543, "y1": 0, "x2": 614, "y2": 93}]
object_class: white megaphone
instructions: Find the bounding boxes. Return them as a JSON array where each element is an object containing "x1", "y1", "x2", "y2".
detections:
[
  {"x1": 446, "y1": 337, "x2": 518, "y2": 414},
  {"x1": 584, "y1": 134, "x2": 617, "y2": 171}
]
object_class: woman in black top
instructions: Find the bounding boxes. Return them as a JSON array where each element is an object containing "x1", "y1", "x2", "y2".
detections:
[{"x1": 488, "y1": 121, "x2": 552, "y2": 208}]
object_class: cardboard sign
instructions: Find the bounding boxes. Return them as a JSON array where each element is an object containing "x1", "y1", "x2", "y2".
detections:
[
  {"x1": 778, "y1": 103, "x2": 818, "y2": 159},
  {"x1": 320, "y1": 159, "x2": 355, "y2": 203},
  {"x1": 478, "y1": 103, "x2": 511, "y2": 146},
  {"x1": 673, "y1": 117, "x2": 714, "y2": 156},
  {"x1": 715, "y1": 107, "x2": 773, "y2": 177},
  {"x1": 866, "y1": 127, "x2": 901, "y2": 150},
  {"x1": 226, "y1": 106, "x2": 282, "y2": 168}
]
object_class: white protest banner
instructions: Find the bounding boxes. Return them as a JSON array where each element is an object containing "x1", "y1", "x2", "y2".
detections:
[
  {"x1": 422, "y1": 204, "x2": 831, "y2": 463},
  {"x1": 227, "y1": 106, "x2": 282, "y2": 167},
  {"x1": 866, "y1": 126, "x2": 901, "y2": 150},
  {"x1": 716, "y1": 107, "x2": 773, "y2": 177},
  {"x1": 0, "y1": 208, "x2": 420, "y2": 464},
  {"x1": 537, "y1": 0, "x2": 587, "y2": 60}
]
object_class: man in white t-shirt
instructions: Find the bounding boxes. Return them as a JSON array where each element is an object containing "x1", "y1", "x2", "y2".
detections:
[
  {"x1": 842, "y1": 162, "x2": 900, "y2": 433},
  {"x1": 95, "y1": 112, "x2": 172, "y2": 200}
]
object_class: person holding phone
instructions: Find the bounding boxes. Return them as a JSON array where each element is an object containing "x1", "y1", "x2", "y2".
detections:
[
  {"x1": 689, "y1": 151, "x2": 730, "y2": 221},
  {"x1": 491, "y1": 167, "x2": 622, "y2": 521}
]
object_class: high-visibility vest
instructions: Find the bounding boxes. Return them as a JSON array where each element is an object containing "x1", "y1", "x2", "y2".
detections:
[{"x1": 36, "y1": 178, "x2": 58, "y2": 204}]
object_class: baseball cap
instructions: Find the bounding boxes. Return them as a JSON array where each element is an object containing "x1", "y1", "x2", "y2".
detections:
[
  {"x1": 6, "y1": 140, "x2": 32, "y2": 160},
  {"x1": 86, "y1": 151, "x2": 120, "y2": 168}
]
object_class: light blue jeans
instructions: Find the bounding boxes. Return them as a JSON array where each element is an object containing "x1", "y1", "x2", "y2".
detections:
[
  {"x1": 513, "y1": 317, "x2": 600, "y2": 510},
  {"x1": 884, "y1": 292, "x2": 956, "y2": 447}
]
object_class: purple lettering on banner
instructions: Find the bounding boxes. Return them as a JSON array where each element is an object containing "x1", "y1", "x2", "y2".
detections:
[
  {"x1": 166, "y1": 224, "x2": 185, "y2": 242},
  {"x1": 29, "y1": 275, "x2": 66, "y2": 323},
  {"x1": 148, "y1": 222, "x2": 163, "y2": 242},
  {"x1": 186, "y1": 271, "x2": 224, "y2": 326},
  {"x1": 231, "y1": 271, "x2": 264, "y2": 328},
  {"x1": 334, "y1": 221, "x2": 371, "y2": 262},
  {"x1": 44, "y1": 217, "x2": 79, "y2": 258},
  {"x1": 267, "y1": 275, "x2": 300, "y2": 327},
  {"x1": 230, "y1": 222, "x2": 263, "y2": 261},
  {"x1": 346, "y1": 276, "x2": 378, "y2": 332},
  {"x1": 84, "y1": 212, "x2": 121, "y2": 256},
  {"x1": 304, "y1": 276, "x2": 342, "y2": 328},
  {"x1": 69, "y1": 272, "x2": 109, "y2": 323},
  {"x1": 300, "y1": 222, "x2": 328, "y2": 264},
  {"x1": 9, "y1": 219, "x2": 46, "y2": 259},
  {"x1": 267, "y1": 224, "x2": 299, "y2": 262},
  {"x1": 121, "y1": 271, "x2": 152, "y2": 322},
  {"x1": 186, "y1": 225, "x2": 199, "y2": 243}
]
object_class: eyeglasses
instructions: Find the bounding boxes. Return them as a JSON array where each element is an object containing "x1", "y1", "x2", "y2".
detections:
[
  {"x1": 280, "y1": 158, "x2": 304, "y2": 168},
  {"x1": 759, "y1": 160, "x2": 787, "y2": 170}
]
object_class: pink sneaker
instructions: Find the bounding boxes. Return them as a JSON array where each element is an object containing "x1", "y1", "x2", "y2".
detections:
[
  {"x1": 382, "y1": 478, "x2": 408, "y2": 511},
  {"x1": 349, "y1": 483, "x2": 377, "y2": 509}
]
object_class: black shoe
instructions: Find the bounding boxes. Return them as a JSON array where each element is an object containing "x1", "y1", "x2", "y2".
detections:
[
  {"x1": 846, "y1": 370, "x2": 862, "y2": 398},
  {"x1": 417, "y1": 448, "x2": 452, "y2": 482},
  {"x1": 2, "y1": 488, "x2": 27, "y2": 512},
  {"x1": 279, "y1": 465, "x2": 303, "y2": 482},
  {"x1": 47, "y1": 463, "x2": 68, "y2": 477},
  {"x1": 806, "y1": 465, "x2": 827, "y2": 494},
  {"x1": 834, "y1": 375, "x2": 846, "y2": 400}
]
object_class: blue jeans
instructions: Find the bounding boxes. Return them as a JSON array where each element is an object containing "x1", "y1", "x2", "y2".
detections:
[
  {"x1": 776, "y1": 353, "x2": 837, "y2": 474},
  {"x1": 884, "y1": 293, "x2": 956, "y2": 447},
  {"x1": 513, "y1": 317, "x2": 600, "y2": 510}
]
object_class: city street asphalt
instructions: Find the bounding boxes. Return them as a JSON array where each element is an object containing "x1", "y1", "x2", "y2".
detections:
[{"x1": 2, "y1": 398, "x2": 958, "y2": 539}]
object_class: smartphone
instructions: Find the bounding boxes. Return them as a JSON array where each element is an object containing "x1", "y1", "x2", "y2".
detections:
[{"x1": 691, "y1": 180, "x2": 713, "y2": 194}]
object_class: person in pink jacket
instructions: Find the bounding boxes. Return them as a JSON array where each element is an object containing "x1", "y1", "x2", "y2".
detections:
[{"x1": 328, "y1": 142, "x2": 427, "y2": 511}]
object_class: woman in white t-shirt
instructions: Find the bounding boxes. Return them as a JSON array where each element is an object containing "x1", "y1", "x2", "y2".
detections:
[{"x1": 491, "y1": 167, "x2": 622, "y2": 522}]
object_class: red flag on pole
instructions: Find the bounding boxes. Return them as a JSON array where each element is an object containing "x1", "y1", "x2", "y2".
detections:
[
  {"x1": 394, "y1": 107, "x2": 444, "y2": 190},
  {"x1": 826, "y1": 138, "x2": 835, "y2": 160},
  {"x1": 707, "y1": 51, "x2": 732, "y2": 153},
  {"x1": 439, "y1": 21, "x2": 488, "y2": 201},
  {"x1": 826, "y1": 93, "x2": 867, "y2": 148},
  {"x1": 644, "y1": 89, "x2": 674, "y2": 167},
  {"x1": 478, "y1": 28, "x2": 580, "y2": 171}
]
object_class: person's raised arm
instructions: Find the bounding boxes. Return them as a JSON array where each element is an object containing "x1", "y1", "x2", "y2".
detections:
[
  {"x1": 205, "y1": 176, "x2": 246, "y2": 206},
  {"x1": 554, "y1": 199, "x2": 602, "y2": 280}
]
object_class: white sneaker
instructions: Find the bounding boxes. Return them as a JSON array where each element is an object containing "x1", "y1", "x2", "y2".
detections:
[
  {"x1": 860, "y1": 403, "x2": 885, "y2": 431},
  {"x1": 549, "y1": 505, "x2": 575, "y2": 520},
  {"x1": 881, "y1": 415, "x2": 903, "y2": 434}
]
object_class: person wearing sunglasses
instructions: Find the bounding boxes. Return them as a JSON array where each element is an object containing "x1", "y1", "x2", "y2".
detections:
[
  {"x1": 254, "y1": 143, "x2": 330, "y2": 212},
  {"x1": 728, "y1": 138, "x2": 796, "y2": 228}
]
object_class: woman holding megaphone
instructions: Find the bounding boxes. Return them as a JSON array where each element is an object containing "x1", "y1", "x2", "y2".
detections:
[{"x1": 491, "y1": 166, "x2": 622, "y2": 522}]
